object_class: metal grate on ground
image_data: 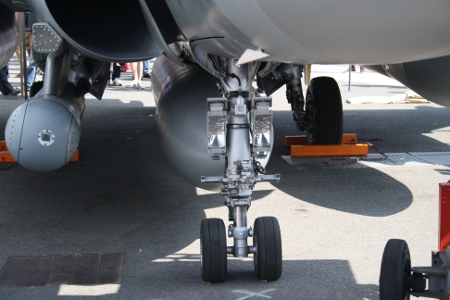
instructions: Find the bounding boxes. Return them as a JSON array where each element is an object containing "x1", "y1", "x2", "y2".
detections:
[
  {"x1": 409, "y1": 152, "x2": 450, "y2": 166},
  {"x1": 0, "y1": 253, "x2": 125, "y2": 287},
  {"x1": 282, "y1": 152, "x2": 450, "y2": 170}
]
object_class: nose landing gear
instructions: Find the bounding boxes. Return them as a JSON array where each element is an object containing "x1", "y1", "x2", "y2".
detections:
[{"x1": 200, "y1": 59, "x2": 281, "y2": 283}]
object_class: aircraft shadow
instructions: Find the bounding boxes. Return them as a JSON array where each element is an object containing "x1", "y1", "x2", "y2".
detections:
[{"x1": 269, "y1": 105, "x2": 450, "y2": 215}]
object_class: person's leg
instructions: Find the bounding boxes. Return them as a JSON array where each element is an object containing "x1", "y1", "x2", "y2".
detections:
[
  {"x1": 136, "y1": 61, "x2": 143, "y2": 82},
  {"x1": 25, "y1": 31, "x2": 32, "y2": 56},
  {"x1": 0, "y1": 65, "x2": 15, "y2": 95},
  {"x1": 0, "y1": 65, "x2": 6, "y2": 94},
  {"x1": 26, "y1": 52, "x2": 37, "y2": 91},
  {"x1": 127, "y1": 62, "x2": 138, "y2": 87},
  {"x1": 143, "y1": 60, "x2": 150, "y2": 74},
  {"x1": 111, "y1": 63, "x2": 122, "y2": 86},
  {"x1": 136, "y1": 61, "x2": 145, "y2": 89},
  {"x1": 26, "y1": 62, "x2": 37, "y2": 91},
  {"x1": 131, "y1": 62, "x2": 138, "y2": 82}
]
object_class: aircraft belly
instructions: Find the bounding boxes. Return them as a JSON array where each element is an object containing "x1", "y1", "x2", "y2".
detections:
[{"x1": 168, "y1": 0, "x2": 450, "y2": 64}]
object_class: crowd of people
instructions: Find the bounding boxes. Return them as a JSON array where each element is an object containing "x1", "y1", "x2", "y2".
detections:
[
  {"x1": 1, "y1": 12, "x2": 47, "y2": 97},
  {"x1": 107, "y1": 60, "x2": 152, "y2": 90}
]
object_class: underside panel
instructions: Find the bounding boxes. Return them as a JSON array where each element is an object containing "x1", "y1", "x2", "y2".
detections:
[{"x1": 167, "y1": 0, "x2": 450, "y2": 64}]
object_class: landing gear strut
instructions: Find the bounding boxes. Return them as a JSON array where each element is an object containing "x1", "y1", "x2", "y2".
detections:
[{"x1": 201, "y1": 59, "x2": 281, "y2": 282}]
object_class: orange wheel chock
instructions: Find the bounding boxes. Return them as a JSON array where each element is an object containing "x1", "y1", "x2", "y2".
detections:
[{"x1": 285, "y1": 134, "x2": 368, "y2": 157}]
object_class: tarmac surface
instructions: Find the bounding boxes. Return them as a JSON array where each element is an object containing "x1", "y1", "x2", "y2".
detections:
[{"x1": 1, "y1": 59, "x2": 450, "y2": 299}]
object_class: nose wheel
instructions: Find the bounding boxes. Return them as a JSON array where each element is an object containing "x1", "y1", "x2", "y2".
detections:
[
  {"x1": 200, "y1": 218, "x2": 227, "y2": 283},
  {"x1": 200, "y1": 216, "x2": 282, "y2": 282},
  {"x1": 254, "y1": 217, "x2": 282, "y2": 281}
]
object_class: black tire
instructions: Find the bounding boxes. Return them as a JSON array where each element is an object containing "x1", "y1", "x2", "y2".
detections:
[
  {"x1": 305, "y1": 76, "x2": 343, "y2": 145},
  {"x1": 200, "y1": 218, "x2": 227, "y2": 282},
  {"x1": 380, "y1": 239, "x2": 411, "y2": 300},
  {"x1": 253, "y1": 217, "x2": 282, "y2": 281}
]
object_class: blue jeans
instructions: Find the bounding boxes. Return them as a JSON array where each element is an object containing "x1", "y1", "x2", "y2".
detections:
[
  {"x1": 26, "y1": 61, "x2": 38, "y2": 90},
  {"x1": 0, "y1": 64, "x2": 14, "y2": 95},
  {"x1": 143, "y1": 60, "x2": 150, "y2": 74}
]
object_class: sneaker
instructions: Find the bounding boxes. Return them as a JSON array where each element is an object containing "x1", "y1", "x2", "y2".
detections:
[
  {"x1": 112, "y1": 78, "x2": 122, "y2": 86},
  {"x1": 137, "y1": 81, "x2": 145, "y2": 90},
  {"x1": 143, "y1": 73, "x2": 151, "y2": 79},
  {"x1": 9, "y1": 89, "x2": 21, "y2": 96},
  {"x1": 126, "y1": 80, "x2": 137, "y2": 88}
]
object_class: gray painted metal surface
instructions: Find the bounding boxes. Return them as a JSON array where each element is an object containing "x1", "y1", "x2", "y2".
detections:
[{"x1": 167, "y1": 0, "x2": 450, "y2": 64}]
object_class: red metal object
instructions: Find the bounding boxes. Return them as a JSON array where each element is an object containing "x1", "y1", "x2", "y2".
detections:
[
  {"x1": 439, "y1": 181, "x2": 450, "y2": 251},
  {"x1": 439, "y1": 181, "x2": 450, "y2": 300}
]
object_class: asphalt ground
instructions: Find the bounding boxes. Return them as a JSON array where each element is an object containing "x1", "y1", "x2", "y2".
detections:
[{"x1": 1, "y1": 59, "x2": 450, "y2": 299}]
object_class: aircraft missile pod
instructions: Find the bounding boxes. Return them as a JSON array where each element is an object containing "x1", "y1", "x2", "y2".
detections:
[{"x1": 5, "y1": 96, "x2": 81, "y2": 172}]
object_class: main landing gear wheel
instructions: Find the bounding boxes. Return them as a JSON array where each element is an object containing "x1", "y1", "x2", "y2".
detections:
[
  {"x1": 253, "y1": 217, "x2": 282, "y2": 281},
  {"x1": 305, "y1": 76, "x2": 343, "y2": 145},
  {"x1": 380, "y1": 239, "x2": 411, "y2": 300},
  {"x1": 200, "y1": 218, "x2": 227, "y2": 282}
]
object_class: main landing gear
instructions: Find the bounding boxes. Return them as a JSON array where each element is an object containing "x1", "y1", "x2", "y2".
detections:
[
  {"x1": 201, "y1": 59, "x2": 281, "y2": 282},
  {"x1": 258, "y1": 63, "x2": 343, "y2": 145},
  {"x1": 304, "y1": 77, "x2": 343, "y2": 145}
]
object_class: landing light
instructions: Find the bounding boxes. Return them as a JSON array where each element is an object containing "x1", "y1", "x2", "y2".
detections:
[
  {"x1": 252, "y1": 98, "x2": 272, "y2": 153},
  {"x1": 207, "y1": 98, "x2": 228, "y2": 154}
]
